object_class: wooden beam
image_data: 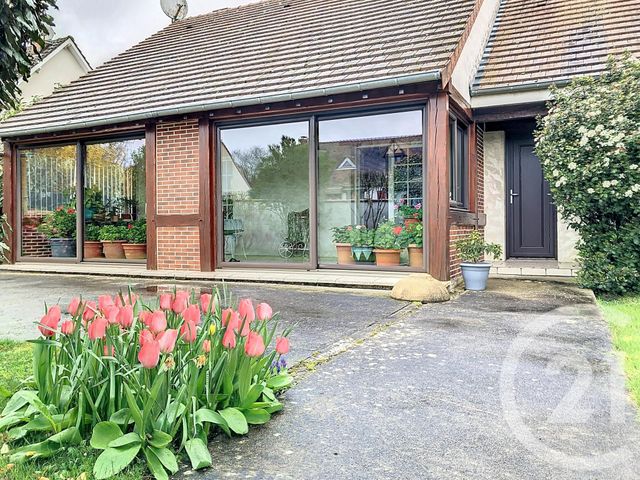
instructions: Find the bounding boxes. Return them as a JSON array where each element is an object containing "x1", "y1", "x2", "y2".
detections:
[
  {"x1": 210, "y1": 125, "x2": 218, "y2": 271},
  {"x1": 449, "y1": 210, "x2": 486, "y2": 227},
  {"x1": 426, "y1": 92, "x2": 451, "y2": 281},
  {"x1": 468, "y1": 122, "x2": 478, "y2": 213},
  {"x1": 198, "y1": 118, "x2": 213, "y2": 272},
  {"x1": 473, "y1": 102, "x2": 547, "y2": 123},
  {"x1": 145, "y1": 123, "x2": 157, "y2": 270},
  {"x1": 2, "y1": 142, "x2": 16, "y2": 263}
]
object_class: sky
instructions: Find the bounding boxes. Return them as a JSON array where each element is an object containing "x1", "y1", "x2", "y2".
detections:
[{"x1": 51, "y1": 0, "x2": 256, "y2": 67}]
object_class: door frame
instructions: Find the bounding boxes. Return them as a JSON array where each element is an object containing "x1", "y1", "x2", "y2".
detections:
[{"x1": 505, "y1": 131, "x2": 557, "y2": 259}]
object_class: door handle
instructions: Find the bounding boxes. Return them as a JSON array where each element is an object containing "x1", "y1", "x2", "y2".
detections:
[
  {"x1": 547, "y1": 192, "x2": 555, "y2": 206},
  {"x1": 510, "y1": 189, "x2": 519, "y2": 205}
]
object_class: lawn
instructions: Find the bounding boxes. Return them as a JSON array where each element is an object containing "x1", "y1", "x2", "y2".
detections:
[
  {"x1": 599, "y1": 295, "x2": 640, "y2": 407},
  {"x1": 0, "y1": 341, "x2": 147, "y2": 479}
]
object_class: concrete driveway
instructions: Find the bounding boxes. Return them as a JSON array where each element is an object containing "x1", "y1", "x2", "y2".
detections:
[{"x1": 0, "y1": 272, "x2": 638, "y2": 479}]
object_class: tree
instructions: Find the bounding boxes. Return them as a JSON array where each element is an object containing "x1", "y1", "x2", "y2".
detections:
[
  {"x1": 0, "y1": 0, "x2": 57, "y2": 110},
  {"x1": 535, "y1": 55, "x2": 640, "y2": 294}
]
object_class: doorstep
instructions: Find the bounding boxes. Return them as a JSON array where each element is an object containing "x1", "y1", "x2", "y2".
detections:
[
  {"x1": 490, "y1": 259, "x2": 579, "y2": 278},
  {"x1": 0, "y1": 263, "x2": 410, "y2": 290}
]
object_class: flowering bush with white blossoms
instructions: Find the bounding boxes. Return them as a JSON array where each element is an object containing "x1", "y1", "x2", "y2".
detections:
[{"x1": 535, "y1": 55, "x2": 640, "y2": 294}]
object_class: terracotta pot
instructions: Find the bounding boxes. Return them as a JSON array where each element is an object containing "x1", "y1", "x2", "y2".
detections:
[
  {"x1": 373, "y1": 248, "x2": 401, "y2": 267},
  {"x1": 335, "y1": 243, "x2": 355, "y2": 265},
  {"x1": 123, "y1": 243, "x2": 147, "y2": 260},
  {"x1": 101, "y1": 240, "x2": 126, "y2": 259},
  {"x1": 408, "y1": 245, "x2": 423, "y2": 268},
  {"x1": 404, "y1": 218, "x2": 420, "y2": 228},
  {"x1": 84, "y1": 241, "x2": 104, "y2": 259}
]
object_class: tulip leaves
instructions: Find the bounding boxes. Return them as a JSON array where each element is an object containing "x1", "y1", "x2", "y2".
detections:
[
  {"x1": 90, "y1": 421, "x2": 123, "y2": 449},
  {"x1": 184, "y1": 438, "x2": 212, "y2": 470}
]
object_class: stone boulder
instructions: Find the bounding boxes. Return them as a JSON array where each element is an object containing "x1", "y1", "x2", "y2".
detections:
[{"x1": 391, "y1": 274, "x2": 450, "y2": 303}]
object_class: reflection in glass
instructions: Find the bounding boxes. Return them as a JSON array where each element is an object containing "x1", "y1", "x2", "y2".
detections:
[
  {"x1": 318, "y1": 110, "x2": 424, "y2": 267},
  {"x1": 220, "y1": 122, "x2": 310, "y2": 263},
  {"x1": 20, "y1": 145, "x2": 77, "y2": 258},
  {"x1": 84, "y1": 139, "x2": 146, "y2": 261}
]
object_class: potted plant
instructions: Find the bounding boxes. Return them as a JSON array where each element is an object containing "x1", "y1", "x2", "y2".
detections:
[
  {"x1": 403, "y1": 223, "x2": 424, "y2": 268},
  {"x1": 123, "y1": 220, "x2": 147, "y2": 259},
  {"x1": 349, "y1": 225, "x2": 375, "y2": 263},
  {"x1": 331, "y1": 225, "x2": 354, "y2": 265},
  {"x1": 455, "y1": 230, "x2": 503, "y2": 291},
  {"x1": 373, "y1": 221, "x2": 406, "y2": 267},
  {"x1": 37, "y1": 207, "x2": 77, "y2": 258},
  {"x1": 84, "y1": 224, "x2": 103, "y2": 258},
  {"x1": 99, "y1": 225, "x2": 129, "y2": 259},
  {"x1": 84, "y1": 187, "x2": 104, "y2": 221},
  {"x1": 396, "y1": 200, "x2": 423, "y2": 228}
]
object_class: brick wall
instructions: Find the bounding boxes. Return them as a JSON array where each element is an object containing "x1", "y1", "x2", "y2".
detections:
[
  {"x1": 157, "y1": 226, "x2": 200, "y2": 270},
  {"x1": 21, "y1": 215, "x2": 51, "y2": 257},
  {"x1": 154, "y1": 120, "x2": 202, "y2": 270}
]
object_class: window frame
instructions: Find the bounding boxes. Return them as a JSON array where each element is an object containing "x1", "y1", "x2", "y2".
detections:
[{"x1": 449, "y1": 115, "x2": 469, "y2": 210}]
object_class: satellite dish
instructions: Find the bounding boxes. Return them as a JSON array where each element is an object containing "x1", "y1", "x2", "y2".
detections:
[{"x1": 161, "y1": 0, "x2": 188, "y2": 22}]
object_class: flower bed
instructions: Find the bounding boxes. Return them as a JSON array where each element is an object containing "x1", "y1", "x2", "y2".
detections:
[{"x1": 0, "y1": 289, "x2": 292, "y2": 479}]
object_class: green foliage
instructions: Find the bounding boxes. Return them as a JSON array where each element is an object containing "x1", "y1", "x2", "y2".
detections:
[
  {"x1": 0, "y1": 289, "x2": 292, "y2": 479},
  {"x1": 402, "y1": 223, "x2": 423, "y2": 248},
  {"x1": 396, "y1": 201, "x2": 423, "y2": 220},
  {"x1": 37, "y1": 206, "x2": 76, "y2": 239},
  {"x1": 84, "y1": 186, "x2": 105, "y2": 211},
  {"x1": 535, "y1": 55, "x2": 640, "y2": 294},
  {"x1": 0, "y1": 0, "x2": 57, "y2": 110},
  {"x1": 98, "y1": 224, "x2": 128, "y2": 241},
  {"x1": 374, "y1": 222, "x2": 406, "y2": 250},
  {"x1": 348, "y1": 225, "x2": 375, "y2": 247},
  {"x1": 84, "y1": 224, "x2": 101, "y2": 242},
  {"x1": 126, "y1": 220, "x2": 147, "y2": 244},
  {"x1": 455, "y1": 230, "x2": 502, "y2": 263},
  {"x1": 331, "y1": 225, "x2": 352, "y2": 244}
]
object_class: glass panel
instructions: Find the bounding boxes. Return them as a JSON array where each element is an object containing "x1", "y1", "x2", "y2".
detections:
[
  {"x1": 84, "y1": 139, "x2": 146, "y2": 261},
  {"x1": 220, "y1": 122, "x2": 310, "y2": 264},
  {"x1": 20, "y1": 145, "x2": 78, "y2": 258},
  {"x1": 318, "y1": 110, "x2": 424, "y2": 267}
]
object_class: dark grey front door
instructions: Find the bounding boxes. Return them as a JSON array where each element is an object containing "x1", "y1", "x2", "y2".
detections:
[{"x1": 507, "y1": 135, "x2": 556, "y2": 258}]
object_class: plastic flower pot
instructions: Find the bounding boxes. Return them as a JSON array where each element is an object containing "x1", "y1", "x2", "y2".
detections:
[
  {"x1": 408, "y1": 245, "x2": 423, "y2": 268},
  {"x1": 373, "y1": 248, "x2": 401, "y2": 266},
  {"x1": 50, "y1": 238, "x2": 76, "y2": 258},
  {"x1": 101, "y1": 240, "x2": 126, "y2": 259},
  {"x1": 123, "y1": 243, "x2": 147, "y2": 259},
  {"x1": 335, "y1": 243, "x2": 355, "y2": 265},
  {"x1": 83, "y1": 240, "x2": 103, "y2": 259},
  {"x1": 460, "y1": 262, "x2": 492, "y2": 291},
  {"x1": 352, "y1": 245, "x2": 374, "y2": 263}
]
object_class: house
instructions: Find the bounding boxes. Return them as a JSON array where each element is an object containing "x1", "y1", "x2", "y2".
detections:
[{"x1": 1, "y1": 0, "x2": 638, "y2": 283}]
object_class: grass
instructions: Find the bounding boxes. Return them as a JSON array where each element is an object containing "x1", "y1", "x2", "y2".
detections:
[
  {"x1": 0, "y1": 341, "x2": 147, "y2": 479},
  {"x1": 599, "y1": 295, "x2": 640, "y2": 407}
]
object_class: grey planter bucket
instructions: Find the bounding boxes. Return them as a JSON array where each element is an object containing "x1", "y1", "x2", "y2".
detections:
[
  {"x1": 50, "y1": 238, "x2": 76, "y2": 258},
  {"x1": 460, "y1": 262, "x2": 492, "y2": 291}
]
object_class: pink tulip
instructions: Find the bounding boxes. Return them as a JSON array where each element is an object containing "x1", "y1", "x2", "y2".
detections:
[
  {"x1": 183, "y1": 304, "x2": 201, "y2": 325},
  {"x1": 276, "y1": 336, "x2": 290, "y2": 355},
  {"x1": 126, "y1": 293, "x2": 139, "y2": 306},
  {"x1": 83, "y1": 301, "x2": 97, "y2": 323},
  {"x1": 244, "y1": 332, "x2": 265, "y2": 357},
  {"x1": 38, "y1": 313, "x2": 58, "y2": 337},
  {"x1": 172, "y1": 295, "x2": 188, "y2": 314},
  {"x1": 139, "y1": 329, "x2": 154, "y2": 346},
  {"x1": 202, "y1": 339, "x2": 211, "y2": 353},
  {"x1": 139, "y1": 310, "x2": 152, "y2": 327},
  {"x1": 138, "y1": 340, "x2": 160, "y2": 369},
  {"x1": 103, "y1": 345, "x2": 115, "y2": 356},
  {"x1": 222, "y1": 325, "x2": 236, "y2": 349},
  {"x1": 47, "y1": 305, "x2": 62, "y2": 323},
  {"x1": 256, "y1": 303, "x2": 273, "y2": 321},
  {"x1": 60, "y1": 320, "x2": 75, "y2": 335},
  {"x1": 67, "y1": 297, "x2": 81, "y2": 316},
  {"x1": 149, "y1": 310, "x2": 167, "y2": 334},
  {"x1": 200, "y1": 294, "x2": 213, "y2": 313},
  {"x1": 238, "y1": 299, "x2": 255, "y2": 323},
  {"x1": 104, "y1": 306, "x2": 119, "y2": 325},
  {"x1": 222, "y1": 308, "x2": 240, "y2": 329},
  {"x1": 157, "y1": 329, "x2": 178, "y2": 353},
  {"x1": 88, "y1": 318, "x2": 107, "y2": 340},
  {"x1": 114, "y1": 295, "x2": 124, "y2": 308},
  {"x1": 180, "y1": 321, "x2": 198, "y2": 343},
  {"x1": 98, "y1": 295, "x2": 115, "y2": 314},
  {"x1": 159, "y1": 293, "x2": 172, "y2": 310},
  {"x1": 117, "y1": 306, "x2": 134, "y2": 328},
  {"x1": 238, "y1": 318, "x2": 251, "y2": 337}
]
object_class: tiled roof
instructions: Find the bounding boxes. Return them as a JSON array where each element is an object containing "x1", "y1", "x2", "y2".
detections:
[
  {"x1": 472, "y1": 0, "x2": 640, "y2": 94},
  {"x1": 0, "y1": 0, "x2": 478, "y2": 137},
  {"x1": 28, "y1": 37, "x2": 69, "y2": 65}
]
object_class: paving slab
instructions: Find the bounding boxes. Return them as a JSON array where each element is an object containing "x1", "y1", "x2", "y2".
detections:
[
  {"x1": 194, "y1": 279, "x2": 640, "y2": 479},
  {"x1": 0, "y1": 272, "x2": 407, "y2": 363}
]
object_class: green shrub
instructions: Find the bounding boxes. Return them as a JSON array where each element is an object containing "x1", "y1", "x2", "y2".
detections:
[
  {"x1": 535, "y1": 55, "x2": 640, "y2": 294},
  {"x1": 331, "y1": 225, "x2": 352, "y2": 244},
  {"x1": 126, "y1": 221, "x2": 147, "y2": 244},
  {"x1": 85, "y1": 224, "x2": 101, "y2": 241},
  {"x1": 99, "y1": 225, "x2": 129, "y2": 242},
  {"x1": 37, "y1": 207, "x2": 77, "y2": 239},
  {"x1": 402, "y1": 223, "x2": 423, "y2": 248},
  {"x1": 374, "y1": 222, "x2": 406, "y2": 250},
  {"x1": 455, "y1": 230, "x2": 502, "y2": 263},
  {"x1": 348, "y1": 225, "x2": 375, "y2": 247}
]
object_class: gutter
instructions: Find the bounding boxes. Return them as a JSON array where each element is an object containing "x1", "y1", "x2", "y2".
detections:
[
  {"x1": 0, "y1": 71, "x2": 441, "y2": 138},
  {"x1": 470, "y1": 78, "x2": 572, "y2": 96}
]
